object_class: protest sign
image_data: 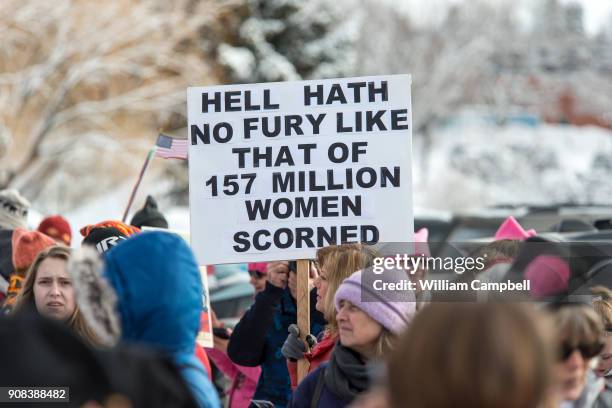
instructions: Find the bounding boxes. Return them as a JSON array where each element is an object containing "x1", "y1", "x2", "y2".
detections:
[{"x1": 188, "y1": 75, "x2": 413, "y2": 265}]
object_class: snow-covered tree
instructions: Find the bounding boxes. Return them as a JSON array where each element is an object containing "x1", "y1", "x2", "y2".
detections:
[
  {"x1": 354, "y1": 1, "x2": 524, "y2": 133},
  {"x1": 0, "y1": 0, "x2": 238, "y2": 211},
  {"x1": 215, "y1": 0, "x2": 357, "y2": 83}
]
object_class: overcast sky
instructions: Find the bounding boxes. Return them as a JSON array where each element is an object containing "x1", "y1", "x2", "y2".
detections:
[{"x1": 389, "y1": 0, "x2": 611, "y2": 35}]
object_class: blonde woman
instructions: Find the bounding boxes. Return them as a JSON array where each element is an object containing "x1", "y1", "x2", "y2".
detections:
[
  {"x1": 12, "y1": 245, "x2": 100, "y2": 347},
  {"x1": 282, "y1": 243, "x2": 379, "y2": 389},
  {"x1": 289, "y1": 268, "x2": 415, "y2": 407}
]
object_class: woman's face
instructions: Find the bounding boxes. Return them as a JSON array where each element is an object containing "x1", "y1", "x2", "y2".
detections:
[
  {"x1": 336, "y1": 300, "x2": 383, "y2": 357},
  {"x1": 313, "y1": 265, "x2": 329, "y2": 312},
  {"x1": 248, "y1": 270, "x2": 267, "y2": 293},
  {"x1": 595, "y1": 334, "x2": 612, "y2": 377},
  {"x1": 556, "y1": 348, "x2": 593, "y2": 401},
  {"x1": 33, "y1": 257, "x2": 75, "y2": 322}
]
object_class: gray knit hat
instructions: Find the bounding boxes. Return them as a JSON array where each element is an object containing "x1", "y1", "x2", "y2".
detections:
[{"x1": 0, "y1": 189, "x2": 29, "y2": 229}]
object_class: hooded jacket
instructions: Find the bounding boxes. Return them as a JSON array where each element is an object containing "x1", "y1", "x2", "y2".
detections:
[{"x1": 102, "y1": 231, "x2": 219, "y2": 408}]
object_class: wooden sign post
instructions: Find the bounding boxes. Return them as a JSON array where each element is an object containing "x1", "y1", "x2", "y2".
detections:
[{"x1": 296, "y1": 259, "x2": 311, "y2": 382}]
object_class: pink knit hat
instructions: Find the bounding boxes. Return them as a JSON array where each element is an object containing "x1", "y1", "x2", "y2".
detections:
[
  {"x1": 494, "y1": 216, "x2": 536, "y2": 241},
  {"x1": 334, "y1": 270, "x2": 416, "y2": 334},
  {"x1": 524, "y1": 255, "x2": 570, "y2": 297},
  {"x1": 247, "y1": 262, "x2": 268, "y2": 275},
  {"x1": 413, "y1": 228, "x2": 431, "y2": 257}
]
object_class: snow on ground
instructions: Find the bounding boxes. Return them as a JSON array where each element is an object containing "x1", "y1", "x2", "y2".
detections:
[{"x1": 414, "y1": 123, "x2": 612, "y2": 211}]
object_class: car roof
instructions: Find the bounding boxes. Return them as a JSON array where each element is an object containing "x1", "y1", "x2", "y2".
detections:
[{"x1": 210, "y1": 281, "x2": 254, "y2": 303}]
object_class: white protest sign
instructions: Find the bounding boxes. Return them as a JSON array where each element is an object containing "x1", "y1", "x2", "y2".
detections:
[{"x1": 188, "y1": 75, "x2": 414, "y2": 265}]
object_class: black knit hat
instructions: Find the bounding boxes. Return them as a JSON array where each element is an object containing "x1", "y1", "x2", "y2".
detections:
[
  {"x1": 82, "y1": 227, "x2": 128, "y2": 254},
  {"x1": 130, "y1": 195, "x2": 168, "y2": 229}
]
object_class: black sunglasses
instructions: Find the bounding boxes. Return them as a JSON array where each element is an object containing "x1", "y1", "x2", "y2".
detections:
[
  {"x1": 248, "y1": 270, "x2": 266, "y2": 279},
  {"x1": 560, "y1": 341, "x2": 605, "y2": 361}
]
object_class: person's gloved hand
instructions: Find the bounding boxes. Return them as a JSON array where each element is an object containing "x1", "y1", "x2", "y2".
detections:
[{"x1": 281, "y1": 324, "x2": 307, "y2": 361}]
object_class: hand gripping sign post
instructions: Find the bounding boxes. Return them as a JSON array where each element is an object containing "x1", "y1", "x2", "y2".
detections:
[{"x1": 188, "y1": 75, "x2": 414, "y2": 382}]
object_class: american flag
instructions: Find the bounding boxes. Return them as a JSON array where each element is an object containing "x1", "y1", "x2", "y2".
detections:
[{"x1": 155, "y1": 134, "x2": 188, "y2": 160}]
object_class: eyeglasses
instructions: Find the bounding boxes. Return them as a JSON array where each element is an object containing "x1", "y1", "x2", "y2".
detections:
[
  {"x1": 248, "y1": 270, "x2": 265, "y2": 279},
  {"x1": 560, "y1": 341, "x2": 605, "y2": 361}
]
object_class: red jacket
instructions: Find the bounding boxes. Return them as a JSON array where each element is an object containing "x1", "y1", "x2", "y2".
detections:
[{"x1": 288, "y1": 331, "x2": 337, "y2": 389}]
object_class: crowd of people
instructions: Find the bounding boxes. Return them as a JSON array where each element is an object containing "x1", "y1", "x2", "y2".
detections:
[{"x1": 1, "y1": 186, "x2": 611, "y2": 408}]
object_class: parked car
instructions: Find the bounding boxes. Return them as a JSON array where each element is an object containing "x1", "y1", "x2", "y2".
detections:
[
  {"x1": 210, "y1": 282, "x2": 254, "y2": 327},
  {"x1": 420, "y1": 204, "x2": 612, "y2": 258},
  {"x1": 504, "y1": 229, "x2": 612, "y2": 299},
  {"x1": 208, "y1": 263, "x2": 254, "y2": 326}
]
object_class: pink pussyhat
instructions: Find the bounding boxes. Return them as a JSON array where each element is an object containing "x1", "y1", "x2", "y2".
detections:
[
  {"x1": 524, "y1": 255, "x2": 570, "y2": 297},
  {"x1": 247, "y1": 262, "x2": 268, "y2": 275},
  {"x1": 413, "y1": 228, "x2": 431, "y2": 257},
  {"x1": 494, "y1": 216, "x2": 536, "y2": 241}
]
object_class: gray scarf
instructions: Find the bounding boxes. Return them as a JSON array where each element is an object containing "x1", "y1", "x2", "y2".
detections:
[{"x1": 324, "y1": 343, "x2": 369, "y2": 401}]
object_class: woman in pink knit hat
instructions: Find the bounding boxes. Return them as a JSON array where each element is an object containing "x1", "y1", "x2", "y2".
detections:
[
  {"x1": 289, "y1": 268, "x2": 415, "y2": 408},
  {"x1": 247, "y1": 262, "x2": 268, "y2": 294},
  {"x1": 283, "y1": 243, "x2": 379, "y2": 390}
]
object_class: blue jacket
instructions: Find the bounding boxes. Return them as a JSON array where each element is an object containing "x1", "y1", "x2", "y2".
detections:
[
  {"x1": 103, "y1": 231, "x2": 220, "y2": 408},
  {"x1": 228, "y1": 282, "x2": 325, "y2": 407}
]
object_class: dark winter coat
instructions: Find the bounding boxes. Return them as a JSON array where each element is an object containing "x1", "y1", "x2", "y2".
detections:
[
  {"x1": 0, "y1": 228, "x2": 13, "y2": 283},
  {"x1": 288, "y1": 364, "x2": 348, "y2": 408},
  {"x1": 227, "y1": 283, "x2": 325, "y2": 407},
  {"x1": 0, "y1": 228, "x2": 13, "y2": 305},
  {"x1": 0, "y1": 312, "x2": 198, "y2": 408},
  {"x1": 288, "y1": 344, "x2": 369, "y2": 408}
]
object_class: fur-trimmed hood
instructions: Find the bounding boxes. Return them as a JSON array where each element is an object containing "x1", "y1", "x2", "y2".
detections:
[{"x1": 69, "y1": 246, "x2": 121, "y2": 347}]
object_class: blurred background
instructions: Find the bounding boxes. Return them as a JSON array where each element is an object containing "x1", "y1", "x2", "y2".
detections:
[{"x1": 1, "y1": 0, "x2": 612, "y2": 231}]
